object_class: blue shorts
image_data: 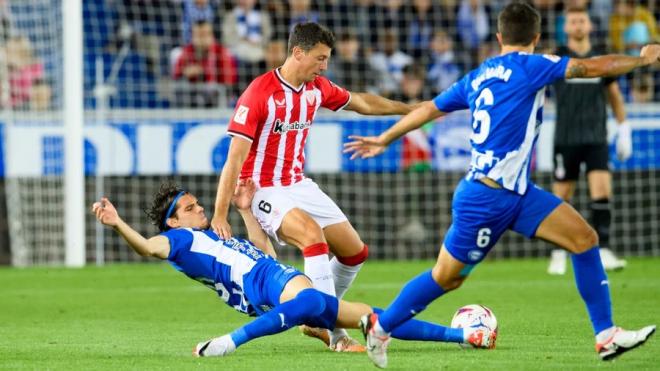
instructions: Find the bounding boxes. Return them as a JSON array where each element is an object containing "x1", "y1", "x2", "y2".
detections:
[
  {"x1": 243, "y1": 258, "x2": 339, "y2": 329},
  {"x1": 444, "y1": 179, "x2": 562, "y2": 265},
  {"x1": 244, "y1": 258, "x2": 304, "y2": 316}
]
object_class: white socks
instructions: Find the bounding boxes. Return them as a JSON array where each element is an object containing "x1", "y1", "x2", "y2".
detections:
[
  {"x1": 304, "y1": 254, "x2": 336, "y2": 296},
  {"x1": 330, "y1": 257, "x2": 363, "y2": 299}
]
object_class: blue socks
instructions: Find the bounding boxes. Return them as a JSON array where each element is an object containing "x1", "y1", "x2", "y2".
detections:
[
  {"x1": 378, "y1": 270, "x2": 446, "y2": 333},
  {"x1": 374, "y1": 308, "x2": 463, "y2": 343},
  {"x1": 230, "y1": 288, "x2": 327, "y2": 347},
  {"x1": 571, "y1": 246, "x2": 614, "y2": 334}
]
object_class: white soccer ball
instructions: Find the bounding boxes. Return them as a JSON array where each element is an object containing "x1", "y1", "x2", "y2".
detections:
[{"x1": 450, "y1": 304, "x2": 498, "y2": 348}]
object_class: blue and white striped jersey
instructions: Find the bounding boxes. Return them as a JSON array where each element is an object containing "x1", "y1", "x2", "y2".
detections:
[
  {"x1": 162, "y1": 228, "x2": 273, "y2": 316},
  {"x1": 433, "y1": 52, "x2": 569, "y2": 194}
]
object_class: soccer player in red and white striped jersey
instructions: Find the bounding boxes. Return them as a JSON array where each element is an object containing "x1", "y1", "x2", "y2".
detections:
[{"x1": 211, "y1": 22, "x2": 415, "y2": 351}]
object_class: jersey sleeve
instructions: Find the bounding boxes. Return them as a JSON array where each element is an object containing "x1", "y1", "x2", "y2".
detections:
[
  {"x1": 432, "y1": 75, "x2": 470, "y2": 113},
  {"x1": 227, "y1": 83, "x2": 266, "y2": 142},
  {"x1": 317, "y1": 76, "x2": 351, "y2": 111},
  {"x1": 161, "y1": 229, "x2": 193, "y2": 261},
  {"x1": 522, "y1": 54, "x2": 570, "y2": 90}
]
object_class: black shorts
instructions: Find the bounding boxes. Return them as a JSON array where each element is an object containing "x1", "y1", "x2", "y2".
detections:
[{"x1": 553, "y1": 144, "x2": 609, "y2": 181}]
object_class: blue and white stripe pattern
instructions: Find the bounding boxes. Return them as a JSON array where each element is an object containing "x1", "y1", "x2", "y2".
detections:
[{"x1": 433, "y1": 52, "x2": 569, "y2": 194}]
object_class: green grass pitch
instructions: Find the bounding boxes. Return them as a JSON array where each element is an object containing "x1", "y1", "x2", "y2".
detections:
[{"x1": 1, "y1": 258, "x2": 658, "y2": 370}]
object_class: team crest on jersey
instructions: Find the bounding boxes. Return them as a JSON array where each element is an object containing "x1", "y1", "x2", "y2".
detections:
[
  {"x1": 305, "y1": 90, "x2": 316, "y2": 105},
  {"x1": 234, "y1": 105, "x2": 249, "y2": 125}
]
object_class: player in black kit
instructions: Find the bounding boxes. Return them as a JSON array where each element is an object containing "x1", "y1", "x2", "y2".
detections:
[{"x1": 548, "y1": 6, "x2": 630, "y2": 275}]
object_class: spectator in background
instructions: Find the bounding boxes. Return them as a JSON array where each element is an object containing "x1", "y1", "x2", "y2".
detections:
[
  {"x1": 379, "y1": 0, "x2": 407, "y2": 48},
  {"x1": 288, "y1": 0, "x2": 318, "y2": 30},
  {"x1": 0, "y1": 0, "x2": 13, "y2": 44},
  {"x1": 263, "y1": 0, "x2": 289, "y2": 40},
  {"x1": 392, "y1": 65, "x2": 433, "y2": 172},
  {"x1": 406, "y1": 0, "x2": 443, "y2": 58},
  {"x1": 222, "y1": 0, "x2": 272, "y2": 88},
  {"x1": 116, "y1": 0, "x2": 181, "y2": 76},
  {"x1": 456, "y1": 0, "x2": 492, "y2": 69},
  {"x1": 369, "y1": 30, "x2": 413, "y2": 97},
  {"x1": 172, "y1": 21, "x2": 237, "y2": 107},
  {"x1": 264, "y1": 39, "x2": 287, "y2": 70},
  {"x1": 631, "y1": 72, "x2": 653, "y2": 103},
  {"x1": 427, "y1": 30, "x2": 461, "y2": 96},
  {"x1": 609, "y1": 0, "x2": 658, "y2": 53},
  {"x1": 182, "y1": 0, "x2": 215, "y2": 44},
  {"x1": 4, "y1": 35, "x2": 51, "y2": 110},
  {"x1": 327, "y1": 31, "x2": 378, "y2": 94}
]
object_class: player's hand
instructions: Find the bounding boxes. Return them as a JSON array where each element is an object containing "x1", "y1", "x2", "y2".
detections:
[
  {"x1": 616, "y1": 122, "x2": 633, "y2": 161},
  {"x1": 343, "y1": 135, "x2": 387, "y2": 159},
  {"x1": 210, "y1": 215, "x2": 232, "y2": 240},
  {"x1": 91, "y1": 197, "x2": 120, "y2": 227},
  {"x1": 640, "y1": 44, "x2": 660, "y2": 65},
  {"x1": 232, "y1": 178, "x2": 257, "y2": 211}
]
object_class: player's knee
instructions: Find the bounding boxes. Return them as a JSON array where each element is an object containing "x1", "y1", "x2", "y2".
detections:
[
  {"x1": 281, "y1": 209, "x2": 325, "y2": 247},
  {"x1": 295, "y1": 288, "x2": 327, "y2": 317},
  {"x1": 573, "y1": 226, "x2": 599, "y2": 253},
  {"x1": 431, "y1": 267, "x2": 465, "y2": 292}
]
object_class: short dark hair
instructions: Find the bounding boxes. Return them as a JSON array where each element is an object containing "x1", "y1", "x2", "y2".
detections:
[
  {"x1": 287, "y1": 22, "x2": 335, "y2": 54},
  {"x1": 145, "y1": 182, "x2": 187, "y2": 232},
  {"x1": 497, "y1": 1, "x2": 541, "y2": 46}
]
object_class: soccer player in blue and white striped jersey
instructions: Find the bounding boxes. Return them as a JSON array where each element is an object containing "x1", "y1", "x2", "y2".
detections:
[
  {"x1": 345, "y1": 2, "x2": 656, "y2": 367},
  {"x1": 92, "y1": 180, "x2": 493, "y2": 358}
]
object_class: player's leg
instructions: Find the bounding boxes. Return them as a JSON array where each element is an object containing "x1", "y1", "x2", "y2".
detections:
[
  {"x1": 333, "y1": 301, "x2": 469, "y2": 346},
  {"x1": 250, "y1": 185, "x2": 336, "y2": 296},
  {"x1": 548, "y1": 145, "x2": 580, "y2": 275},
  {"x1": 361, "y1": 179, "x2": 507, "y2": 367},
  {"x1": 526, "y1": 188, "x2": 655, "y2": 360},
  {"x1": 586, "y1": 144, "x2": 626, "y2": 271},
  {"x1": 196, "y1": 270, "x2": 335, "y2": 357},
  {"x1": 291, "y1": 179, "x2": 368, "y2": 349}
]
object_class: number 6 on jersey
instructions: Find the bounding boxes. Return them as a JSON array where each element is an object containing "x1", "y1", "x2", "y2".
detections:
[{"x1": 471, "y1": 88, "x2": 494, "y2": 144}]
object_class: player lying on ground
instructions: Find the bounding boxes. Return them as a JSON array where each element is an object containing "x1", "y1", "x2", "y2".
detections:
[
  {"x1": 345, "y1": 2, "x2": 656, "y2": 368},
  {"x1": 91, "y1": 180, "x2": 495, "y2": 358}
]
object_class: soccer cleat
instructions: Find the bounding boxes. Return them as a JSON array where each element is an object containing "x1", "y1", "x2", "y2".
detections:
[
  {"x1": 331, "y1": 335, "x2": 367, "y2": 353},
  {"x1": 300, "y1": 325, "x2": 330, "y2": 347},
  {"x1": 193, "y1": 334, "x2": 236, "y2": 357},
  {"x1": 359, "y1": 313, "x2": 391, "y2": 369},
  {"x1": 596, "y1": 325, "x2": 656, "y2": 361},
  {"x1": 465, "y1": 327, "x2": 497, "y2": 349},
  {"x1": 599, "y1": 248, "x2": 627, "y2": 271},
  {"x1": 547, "y1": 249, "x2": 567, "y2": 275}
]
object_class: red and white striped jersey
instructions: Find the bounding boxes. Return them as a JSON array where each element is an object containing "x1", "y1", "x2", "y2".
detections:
[{"x1": 227, "y1": 68, "x2": 351, "y2": 187}]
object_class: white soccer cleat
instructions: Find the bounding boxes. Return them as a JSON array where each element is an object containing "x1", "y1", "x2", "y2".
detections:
[
  {"x1": 360, "y1": 313, "x2": 391, "y2": 368},
  {"x1": 547, "y1": 249, "x2": 567, "y2": 275},
  {"x1": 596, "y1": 325, "x2": 656, "y2": 361},
  {"x1": 599, "y1": 248, "x2": 627, "y2": 271},
  {"x1": 193, "y1": 334, "x2": 236, "y2": 357}
]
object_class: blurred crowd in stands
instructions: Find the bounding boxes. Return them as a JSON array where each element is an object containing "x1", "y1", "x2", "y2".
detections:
[{"x1": 0, "y1": 0, "x2": 658, "y2": 110}]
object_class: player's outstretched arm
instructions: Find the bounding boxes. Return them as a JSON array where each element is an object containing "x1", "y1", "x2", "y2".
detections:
[
  {"x1": 565, "y1": 44, "x2": 660, "y2": 79},
  {"x1": 345, "y1": 92, "x2": 418, "y2": 116},
  {"x1": 232, "y1": 179, "x2": 277, "y2": 258},
  {"x1": 91, "y1": 198, "x2": 169, "y2": 259},
  {"x1": 344, "y1": 100, "x2": 445, "y2": 159},
  {"x1": 212, "y1": 136, "x2": 251, "y2": 239}
]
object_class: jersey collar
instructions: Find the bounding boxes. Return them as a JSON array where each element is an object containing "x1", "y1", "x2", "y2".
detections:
[{"x1": 275, "y1": 67, "x2": 305, "y2": 93}]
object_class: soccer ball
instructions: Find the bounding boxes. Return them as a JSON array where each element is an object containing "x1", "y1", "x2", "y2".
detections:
[{"x1": 450, "y1": 304, "x2": 498, "y2": 348}]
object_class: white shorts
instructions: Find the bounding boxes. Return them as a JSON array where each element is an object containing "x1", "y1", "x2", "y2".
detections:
[{"x1": 250, "y1": 178, "x2": 348, "y2": 245}]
